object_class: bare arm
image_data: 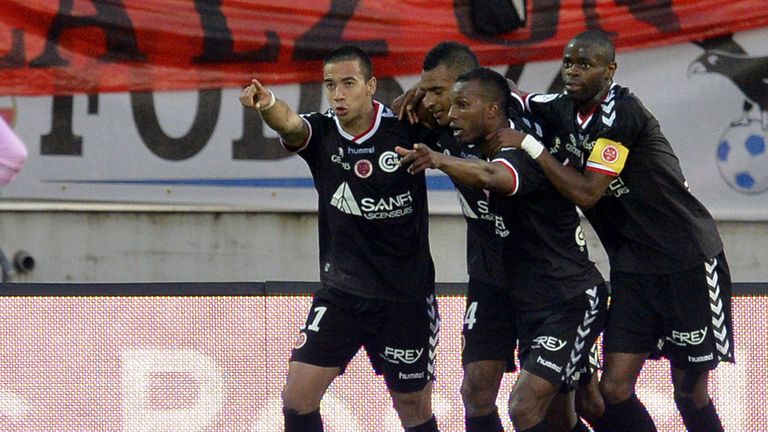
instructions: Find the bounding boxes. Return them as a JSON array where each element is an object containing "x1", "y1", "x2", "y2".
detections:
[
  {"x1": 395, "y1": 144, "x2": 516, "y2": 195},
  {"x1": 486, "y1": 128, "x2": 613, "y2": 209},
  {"x1": 239, "y1": 79, "x2": 309, "y2": 147}
]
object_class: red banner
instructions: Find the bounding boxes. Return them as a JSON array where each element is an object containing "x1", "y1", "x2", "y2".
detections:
[{"x1": 0, "y1": 1, "x2": 767, "y2": 95}]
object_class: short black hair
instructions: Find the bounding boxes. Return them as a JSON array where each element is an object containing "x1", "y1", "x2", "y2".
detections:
[
  {"x1": 423, "y1": 42, "x2": 479, "y2": 75},
  {"x1": 571, "y1": 30, "x2": 615, "y2": 64},
  {"x1": 324, "y1": 46, "x2": 373, "y2": 80},
  {"x1": 455, "y1": 67, "x2": 511, "y2": 117}
]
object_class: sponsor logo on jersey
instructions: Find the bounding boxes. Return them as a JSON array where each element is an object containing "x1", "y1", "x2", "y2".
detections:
[
  {"x1": 398, "y1": 371, "x2": 426, "y2": 380},
  {"x1": 688, "y1": 353, "x2": 714, "y2": 363},
  {"x1": 575, "y1": 225, "x2": 586, "y2": 252},
  {"x1": 380, "y1": 347, "x2": 423, "y2": 364},
  {"x1": 532, "y1": 336, "x2": 567, "y2": 351},
  {"x1": 531, "y1": 93, "x2": 559, "y2": 104},
  {"x1": 606, "y1": 177, "x2": 630, "y2": 197},
  {"x1": 666, "y1": 327, "x2": 708, "y2": 346},
  {"x1": 494, "y1": 215, "x2": 509, "y2": 238},
  {"x1": 331, "y1": 147, "x2": 351, "y2": 170},
  {"x1": 347, "y1": 146, "x2": 375, "y2": 154},
  {"x1": 354, "y1": 159, "x2": 373, "y2": 178},
  {"x1": 536, "y1": 356, "x2": 563, "y2": 373},
  {"x1": 331, "y1": 182, "x2": 362, "y2": 216},
  {"x1": 378, "y1": 151, "x2": 400, "y2": 173},
  {"x1": 331, "y1": 182, "x2": 413, "y2": 219},
  {"x1": 360, "y1": 191, "x2": 413, "y2": 219}
]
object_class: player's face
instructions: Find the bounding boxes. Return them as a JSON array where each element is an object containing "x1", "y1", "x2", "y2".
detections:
[
  {"x1": 561, "y1": 40, "x2": 616, "y2": 105},
  {"x1": 421, "y1": 64, "x2": 462, "y2": 127},
  {"x1": 323, "y1": 59, "x2": 376, "y2": 123},
  {"x1": 447, "y1": 81, "x2": 488, "y2": 144}
]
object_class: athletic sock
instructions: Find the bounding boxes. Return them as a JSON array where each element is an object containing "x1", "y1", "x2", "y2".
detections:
[
  {"x1": 570, "y1": 418, "x2": 590, "y2": 432},
  {"x1": 516, "y1": 420, "x2": 547, "y2": 432},
  {"x1": 405, "y1": 415, "x2": 439, "y2": 432},
  {"x1": 603, "y1": 393, "x2": 657, "y2": 432},
  {"x1": 466, "y1": 408, "x2": 504, "y2": 432},
  {"x1": 283, "y1": 408, "x2": 323, "y2": 432},
  {"x1": 676, "y1": 397, "x2": 724, "y2": 432}
]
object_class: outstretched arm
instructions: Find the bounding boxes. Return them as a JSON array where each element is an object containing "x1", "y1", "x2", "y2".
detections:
[
  {"x1": 486, "y1": 128, "x2": 613, "y2": 209},
  {"x1": 239, "y1": 79, "x2": 309, "y2": 148},
  {"x1": 395, "y1": 144, "x2": 516, "y2": 195}
]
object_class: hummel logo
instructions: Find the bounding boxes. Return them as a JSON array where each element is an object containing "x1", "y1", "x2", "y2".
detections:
[{"x1": 331, "y1": 182, "x2": 361, "y2": 216}]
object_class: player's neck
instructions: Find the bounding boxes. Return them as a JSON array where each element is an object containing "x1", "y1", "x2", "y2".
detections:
[
  {"x1": 339, "y1": 101, "x2": 375, "y2": 137},
  {"x1": 480, "y1": 117, "x2": 508, "y2": 157},
  {"x1": 577, "y1": 86, "x2": 610, "y2": 116}
]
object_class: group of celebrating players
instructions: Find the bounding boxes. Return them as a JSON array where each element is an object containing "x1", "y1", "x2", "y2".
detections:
[{"x1": 240, "y1": 30, "x2": 733, "y2": 432}]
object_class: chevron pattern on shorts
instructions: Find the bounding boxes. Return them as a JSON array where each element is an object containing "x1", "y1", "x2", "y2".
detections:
[
  {"x1": 706, "y1": 257, "x2": 732, "y2": 361},
  {"x1": 426, "y1": 294, "x2": 440, "y2": 377},
  {"x1": 563, "y1": 286, "x2": 600, "y2": 385}
]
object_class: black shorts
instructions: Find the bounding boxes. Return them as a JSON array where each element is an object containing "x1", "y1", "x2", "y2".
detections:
[
  {"x1": 517, "y1": 283, "x2": 608, "y2": 390},
  {"x1": 290, "y1": 286, "x2": 439, "y2": 393},
  {"x1": 604, "y1": 251, "x2": 735, "y2": 371},
  {"x1": 461, "y1": 277, "x2": 516, "y2": 372}
]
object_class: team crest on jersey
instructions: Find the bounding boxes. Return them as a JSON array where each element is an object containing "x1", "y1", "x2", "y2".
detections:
[
  {"x1": 601, "y1": 145, "x2": 619, "y2": 163},
  {"x1": 379, "y1": 151, "x2": 400, "y2": 173},
  {"x1": 354, "y1": 159, "x2": 373, "y2": 178},
  {"x1": 294, "y1": 331, "x2": 308, "y2": 349}
]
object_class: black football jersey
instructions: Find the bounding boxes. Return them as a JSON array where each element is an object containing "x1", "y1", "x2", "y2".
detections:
[
  {"x1": 524, "y1": 84, "x2": 723, "y2": 273},
  {"x1": 287, "y1": 101, "x2": 436, "y2": 301},
  {"x1": 490, "y1": 147, "x2": 604, "y2": 310},
  {"x1": 434, "y1": 128, "x2": 505, "y2": 286}
]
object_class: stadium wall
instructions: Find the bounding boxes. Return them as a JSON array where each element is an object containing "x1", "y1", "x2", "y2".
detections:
[{"x1": 0, "y1": 207, "x2": 767, "y2": 283}]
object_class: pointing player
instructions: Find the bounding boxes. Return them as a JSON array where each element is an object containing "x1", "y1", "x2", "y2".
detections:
[{"x1": 240, "y1": 46, "x2": 441, "y2": 432}]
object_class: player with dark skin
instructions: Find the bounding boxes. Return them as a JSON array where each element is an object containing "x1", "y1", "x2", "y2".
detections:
[
  {"x1": 492, "y1": 31, "x2": 733, "y2": 432},
  {"x1": 241, "y1": 47, "x2": 440, "y2": 432},
  {"x1": 397, "y1": 68, "x2": 608, "y2": 432},
  {"x1": 396, "y1": 43, "x2": 606, "y2": 432}
]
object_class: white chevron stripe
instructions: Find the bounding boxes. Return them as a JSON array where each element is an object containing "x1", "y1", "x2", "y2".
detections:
[
  {"x1": 716, "y1": 340, "x2": 730, "y2": 355},
  {"x1": 707, "y1": 272, "x2": 719, "y2": 287},
  {"x1": 713, "y1": 327, "x2": 727, "y2": 340},
  {"x1": 603, "y1": 100, "x2": 615, "y2": 112},
  {"x1": 708, "y1": 285, "x2": 721, "y2": 300},
  {"x1": 705, "y1": 260, "x2": 717, "y2": 273},
  {"x1": 602, "y1": 112, "x2": 616, "y2": 126},
  {"x1": 712, "y1": 313, "x2": 725, "y2": 328},
  {"x1": 711, "y1": 298, "x2": 723, "y2": 314}
]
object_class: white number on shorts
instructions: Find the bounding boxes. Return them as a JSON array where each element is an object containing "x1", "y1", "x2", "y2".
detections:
[
  {"x1": 305, "y1": 306, "x2": 328, "y2": 332},
  {"x1": 464, "y1": 302, "x2": 478, "y2": 330}
]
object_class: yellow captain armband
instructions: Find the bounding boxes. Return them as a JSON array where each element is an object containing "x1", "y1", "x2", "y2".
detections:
[{"x1": 586, "y1": 138, "x2": 629, "y2": 176}]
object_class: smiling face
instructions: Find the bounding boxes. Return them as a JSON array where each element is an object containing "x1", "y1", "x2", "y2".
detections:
[
  {"x1": 421, "y1": 64, "x2": 463, "y2": 127},
  {"x1": 447, "y1": 80, "x2": 491, "y2": 145},
  {"x1": 323, "y1": 58, "x2": 376, "y2": 130},
  {"x1": 561, "y1": 39, "x2": 616, "y2": 106}
]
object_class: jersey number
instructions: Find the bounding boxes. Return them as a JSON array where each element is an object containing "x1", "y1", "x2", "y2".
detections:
[
  {"x1": 464, "y1": 302, "x2": 478, "y2": 330},
  {"x1": 302, "y1": 306, "x2": 328, "y2": 332}
]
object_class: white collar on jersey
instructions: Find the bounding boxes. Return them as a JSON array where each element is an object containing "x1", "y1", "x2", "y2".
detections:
[
  {"x1": 576, "y1": 83, "x2": 618, "y2": 129},
  {"x1": 332, "y1": 100, "x2": 387, "y2": 144}
]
